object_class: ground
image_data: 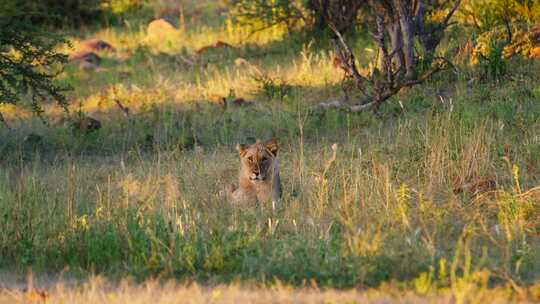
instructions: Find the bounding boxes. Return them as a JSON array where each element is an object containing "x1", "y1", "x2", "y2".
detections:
[{"x1": 0, "y1": 1, "x2": 539, "y2": 303}]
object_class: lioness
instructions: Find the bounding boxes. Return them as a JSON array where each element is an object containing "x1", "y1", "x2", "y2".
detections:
[{"x1": 223, "y1": 139, "x2": 282, "y2": 204}]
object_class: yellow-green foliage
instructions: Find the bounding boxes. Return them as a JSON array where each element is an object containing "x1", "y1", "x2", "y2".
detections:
[
  {"x1": 462, "y1": 0, "x2": 540, "y2": 70},
  {"x1": 460, "y1": 0, "x2": 540, "y2": 28},
  {"x1": 472, "y1": 25, "x2": 540, "y2": 64}
]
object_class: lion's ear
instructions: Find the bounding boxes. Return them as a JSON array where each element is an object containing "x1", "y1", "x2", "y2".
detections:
[
  {"x1": 236, "y1": 143, "x2": 248, "y2": 157},
  {"x1": 265, "y1": 138, "x2": 279, "y2": 156}
]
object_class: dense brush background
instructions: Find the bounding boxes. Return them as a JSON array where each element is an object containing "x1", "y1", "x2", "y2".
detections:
[{"x1": 0, "y1": 0, "x2": 539, "y2": 302}]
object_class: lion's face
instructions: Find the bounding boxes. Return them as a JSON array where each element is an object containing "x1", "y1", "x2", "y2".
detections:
[{"x1": 236, "y1": 139, "x2": 279, "y2": 182}]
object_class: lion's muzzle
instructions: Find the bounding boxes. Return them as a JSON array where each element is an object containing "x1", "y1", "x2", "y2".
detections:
[{"x1": 249, "y1": 172, "x2": 266, "y2": 181}]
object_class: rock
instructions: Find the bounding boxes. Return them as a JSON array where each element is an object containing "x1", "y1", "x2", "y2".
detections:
[
  {"x1": 234, "y1": 57, "x2": 248, "y2": 66},
  {"x1": 79, "y1": 61, "x2": 99, "y2": 70},
  {"x1": 80, "y1": 38, "x2": 115, "y2": 52},
  {"x1": 143, "y1": 134, "x2": 154, "y2": 149},
  {"x1": 216, "y1": 96, "x2": 254, "y2": 110},
  {"x1": 147, "y1": 18, "x2": 178, "y2": 39},
  {"x1": 208, "y1": 94, "x2": 223, "y2": 103},
  {"x1": 531, "y1": 46, "x2": 540, "y2": 58},
  {"x1": 69, "y1": 51, "x2": 101, "y2": 63},
  {"x1": 23, "y1": 133, "x2": 42, "y2": 143},
  {"x1": 118, "y1": 71, "x2": 132, "y2": 79},
  {"x1": 179, "y1": 134, "x2": 195, "y2": 150},
  {"x1": 23, "y1": 133, "x2": 43, "y2": 149},
  {"x1": 69, "y1": 51, "x2": 101, "y2": 69},
  {"x1": 49, "y1": 115, "x2": 70, "y2": 128},
  {"x1": 22, "y1": 288, "x2": 48, "y2": 302},
  {"x1": 453, "y1": 178, "x2": 497, "y2": 196},
  {"x1": 72, "y1": 116, "x2": 102, "y2": 134},
  {"x1": 196, "y1": 41, "x2": 235, "y2": 55},
  {"x1": 115, "y1": 51, "x2": 132, "y2": 62},
  {"x1": 231, "y1": 97, "x2": 252, "y2": 106}
]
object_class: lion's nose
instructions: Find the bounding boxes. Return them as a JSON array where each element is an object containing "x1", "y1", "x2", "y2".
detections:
[{"x1": 250, "y1": 171, "x2": 263, "y2": 180}]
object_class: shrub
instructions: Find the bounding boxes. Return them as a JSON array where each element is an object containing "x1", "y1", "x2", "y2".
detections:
[
  {"x1": 229, "y1": 0, "x2": 307, "y2": 33},
  {"x1": 0, "y1": 11, "x2": 69, "y2": 121},
  {"x1": 460, "y1": 0, "x2": 540, "y2": 30},
  {"x1": 1, "y1": 0, "x2": 146, "y2": 28},
  {"x1": 5, "y1": 0, "x2": 104, "y2": 28},
  {"x1": 229, "y1": 0, "x2": 365, "y2": 34}
]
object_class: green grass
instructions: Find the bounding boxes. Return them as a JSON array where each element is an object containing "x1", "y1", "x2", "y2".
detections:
[{"x1": 0, "y1": 1, "x2": 539, "y2": 302}]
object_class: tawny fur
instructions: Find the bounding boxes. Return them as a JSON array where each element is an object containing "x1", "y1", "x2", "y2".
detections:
[{"x1": 222, "y1": 139, "x2": 282, "y2": 204}]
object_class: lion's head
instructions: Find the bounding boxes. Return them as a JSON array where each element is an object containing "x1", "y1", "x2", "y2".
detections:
[{"x1": 236, "y1": 139, "x2": 279, "y2": 182}]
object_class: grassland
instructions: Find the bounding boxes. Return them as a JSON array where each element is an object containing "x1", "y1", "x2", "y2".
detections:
[{"x1": 0, "y1": 1, "x2": 539, "y2": 302}]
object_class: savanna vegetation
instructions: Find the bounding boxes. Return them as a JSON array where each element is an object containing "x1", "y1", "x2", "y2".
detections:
[{"x1": 0, "y1": 0, "x2": 539, "y2": 303}]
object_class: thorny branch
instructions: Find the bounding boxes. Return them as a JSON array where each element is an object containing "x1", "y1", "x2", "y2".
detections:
[
  {"x1": 328, "y1": 23, "x2": 370, "y2": 97},
  {"x1": 314, "y1": 0, "x2": 459, "y2": 113}
]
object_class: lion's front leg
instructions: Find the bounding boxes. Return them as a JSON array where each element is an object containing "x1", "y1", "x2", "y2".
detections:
[{"x1": 217, "y1": 183, "x2": 236, "y2": 201}]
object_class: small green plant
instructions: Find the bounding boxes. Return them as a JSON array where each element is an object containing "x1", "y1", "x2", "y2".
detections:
[
  {"x1": 229, "y1": 0, "x2": 305, "y2": 33},
  {"x1": 253, "y1": 74, "x2": 292, "y2": 101},
  {"x1": 414, "y1": 266, "x2": 434, "y2": 295},
  {"x1": 476, "y1": 38, "x2": 507, "y2": 81}
]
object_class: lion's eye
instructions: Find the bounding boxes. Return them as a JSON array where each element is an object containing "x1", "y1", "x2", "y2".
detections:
[{"x1": 247, "y1": 156, "x2": 254, "y2": 162}]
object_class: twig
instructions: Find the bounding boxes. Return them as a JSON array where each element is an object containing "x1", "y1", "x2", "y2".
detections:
[
  {"x1": 328, "y1": 23, "x2": 370, "y2": 97},
  {"x1": 315, "y1": 17, "x2": 450, "y2": 114},
  {"x1": 114, "y1": 99, "x2": 130, "y2": 118},
  {"x1": 503, "y1": 17, "x2": 513, "y2": 44},
  {"x1": 375, "y1": 15, "x2": 393, "y2": 84},
  {"x1": 178, "y1": 55, "x2": 195, "y2": 66},
  {"x1": 312, "y1": 60, "x2": 446, "y2": 113},
  {"x1": 433, "y1": 56, "x2": 457, "y2": 74},
  {"x1": 0, "y1": 111, "x2": 11, "y2": 130},
  {"x1": 221, "y1": 97, "x2": 228, "y2": 110},
  {"x1": 441, "y1": 0, "x2": 462, "y2": 29},
  {"x1": 312, "y1": 99, "x2": 376, "y2": 113}
]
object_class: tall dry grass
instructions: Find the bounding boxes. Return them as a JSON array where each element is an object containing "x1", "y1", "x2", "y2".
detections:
[{"x1": 0, "y1": 0, "x2": 539, "y2": 301}]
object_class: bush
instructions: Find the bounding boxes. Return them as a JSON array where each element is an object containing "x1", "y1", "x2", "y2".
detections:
[
  {"x1": 0, "y1": 13, "x2": 69, "y2": 118},
  {"x1": 229, "y1": 0, "x2": 307, "y2": 33},
  {"x1": 460, "y1": 0, "x2": 540, "y2": 30},
  {"x1": 2, "y1": 0, "x2": 104, "y2": 28},
  {"x1": 229, "y1": 0, "x2": 365, "y2": 34},
  {"x1": 1, "y1": 0, "x2": 146, "y2": 28}
]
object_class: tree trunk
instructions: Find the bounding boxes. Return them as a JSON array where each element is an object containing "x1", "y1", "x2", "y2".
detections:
[
  {"x1": 375, "y1": 15, "x2": 390, "y2": 78},
  {"x1": 415, "y1": 2, "x2": 437, "y2": 62},
  {"x1": 397, "y1": 0, "x2": 416, "y2": 79},
  {"x1": 307, "y1": 0, "x2": 363, "y2": 33},
  {"x1": 311, "y1": 0, "x2": 329, "y2": 30},
  {"x1": 387, "y1": 20, "x2": 405, "y2": 76}
]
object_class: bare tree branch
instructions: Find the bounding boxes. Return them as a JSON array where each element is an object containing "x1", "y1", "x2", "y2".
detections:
[
  {"x1": 441, "y1": 0, "x2": 462, "y2": 29},
  {"x1": 114, "y1": 99, "x2": 130, "y2": 118},
  {"x1": 375, "y1": 15, "x2": 393, "y2": 84},
  {"x1": 328, "y1": 23, "x2": 371, "y2": 97},
  {"x1": 313, "y1": 59, "x2": 447, "y2": 113},
  {"x1": 314, "y1": 0, "x2": 455, "y2": 114},
  {"x1": 313, "y1": 99, "x2": 377, "y2": 112},
  {"x1": 503, "y1": 16, "x2": 513, "y2": 43}
]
